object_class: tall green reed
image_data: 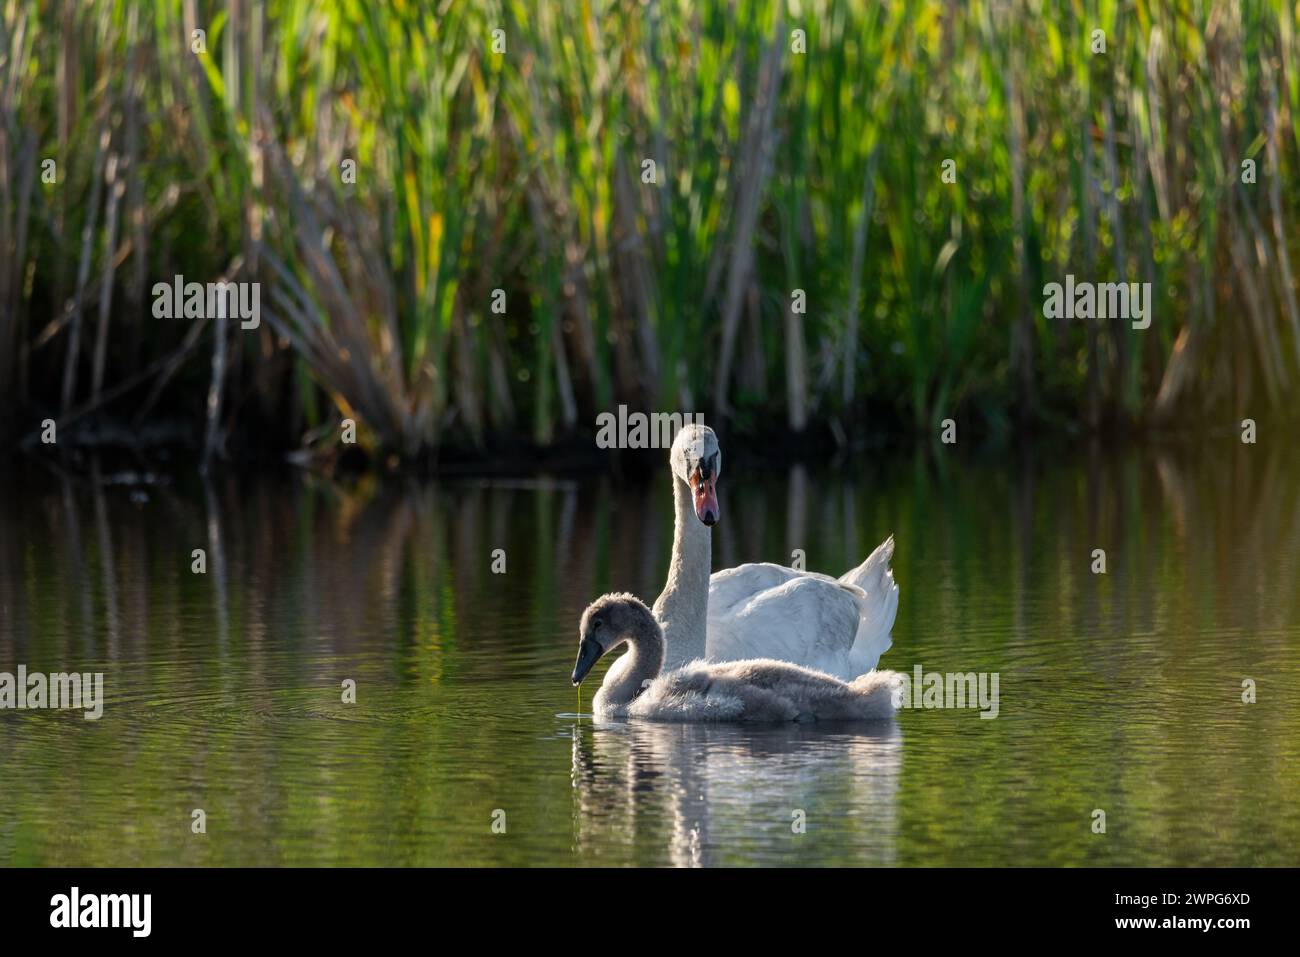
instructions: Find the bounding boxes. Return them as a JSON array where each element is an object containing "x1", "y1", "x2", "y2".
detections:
[{"x1": 2, "y1": 0, "x2": 1297, "y2": 462}]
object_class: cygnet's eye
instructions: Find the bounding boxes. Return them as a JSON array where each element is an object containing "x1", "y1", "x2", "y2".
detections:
[{"x1": 592, "y1": 618, "x2": 603, "y2": 630}]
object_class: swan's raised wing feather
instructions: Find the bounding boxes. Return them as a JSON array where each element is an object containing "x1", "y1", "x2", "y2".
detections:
[{"x1": 841, "y1": 537, "x2": 899, "y2": 674}]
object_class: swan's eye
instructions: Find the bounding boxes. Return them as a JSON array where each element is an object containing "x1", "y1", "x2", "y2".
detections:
[{"x1": 592, "y1": 618, "x2": 603, "y2": 630}]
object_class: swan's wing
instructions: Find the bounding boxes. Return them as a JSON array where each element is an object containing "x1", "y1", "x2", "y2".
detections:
[
  {"x1": 708, "y1": 563, "x2": 800, "y2": 616},
  {"x1": 706, "y1": 575, "x2": 861, "y2": 676},
  {"x1": 709, "y1": 563, "x2": 849, "y2": 614}
]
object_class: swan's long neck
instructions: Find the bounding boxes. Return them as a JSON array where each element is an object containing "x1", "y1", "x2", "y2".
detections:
[
  {"x1": 598, "y1": 625, "x2": 665, "y2": 708},
  {"x1": 654, "y1": 474, "x2": 711, "y2": 670}
]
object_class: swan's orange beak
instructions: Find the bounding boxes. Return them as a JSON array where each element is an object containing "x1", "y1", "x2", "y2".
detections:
[{"x1": 689, "y1": 470, "x2": 719, "y2": 527}]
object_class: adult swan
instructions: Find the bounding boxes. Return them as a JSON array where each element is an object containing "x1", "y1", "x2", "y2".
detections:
[{"x1": 654, "y1": 424, "x2": 898, "y2": 679}]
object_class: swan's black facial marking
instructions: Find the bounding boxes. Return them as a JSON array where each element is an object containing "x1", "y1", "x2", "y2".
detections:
[{"x1": 694, "y1": 451, "x2": 719, "y2": 482}]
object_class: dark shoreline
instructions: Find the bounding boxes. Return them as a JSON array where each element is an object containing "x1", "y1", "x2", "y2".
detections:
[{"x1": 6, "y1": 407, "x2": 1290, "y2": 484}]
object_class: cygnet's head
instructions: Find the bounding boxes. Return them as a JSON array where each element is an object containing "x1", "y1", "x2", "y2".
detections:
[
  {"x1": 668, "y1": 424, "x2": 721, "y2": 527},
  {"x1": 571, "y1": 593, "x2": 661, "y2": 686}
]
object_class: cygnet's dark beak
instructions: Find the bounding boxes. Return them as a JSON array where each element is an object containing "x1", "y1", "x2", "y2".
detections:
[{"x1": 572, "y1": 636, "x2": 602, "y2": 686}]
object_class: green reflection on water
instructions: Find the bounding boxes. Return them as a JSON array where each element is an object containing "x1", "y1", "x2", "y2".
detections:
[{"x1": 1, "y1": 444, "x2": 1297, "y2": 866}]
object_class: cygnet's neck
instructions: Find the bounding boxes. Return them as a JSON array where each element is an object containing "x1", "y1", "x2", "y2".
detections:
[
  {"x1": 654, "y1": 474, "x2": 711, "y2": 670},
  {"x1": 599, "y1": 618, "x2": 666, "y2": 707}
]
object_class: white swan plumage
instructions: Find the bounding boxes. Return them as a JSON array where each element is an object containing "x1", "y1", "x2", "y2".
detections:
[
  {"x1": 571, "y1": 593, "x2": 901, "y2": 723},
  {"x1": 707, "y1": 536, "x2": 899, "y2": 679},
  {"x1": 655, "y1": 424, "x2": 899, "y2": 679}
]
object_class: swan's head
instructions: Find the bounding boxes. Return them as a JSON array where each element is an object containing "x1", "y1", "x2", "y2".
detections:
[
  {"x1": 669, "y1": 424, "x2": 721, "y2": 527},
  {"x1": 571, "y1": 592, "x2": 660, "y2": 686}
]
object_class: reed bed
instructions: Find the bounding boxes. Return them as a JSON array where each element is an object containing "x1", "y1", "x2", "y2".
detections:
[{"x1": 1, "y1": 0, "x2": 1297, "y2": 461}]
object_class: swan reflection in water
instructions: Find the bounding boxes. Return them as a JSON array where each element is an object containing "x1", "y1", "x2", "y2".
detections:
[{"x1": 569, "y1": 718, "x2": 902, "y2": 867}]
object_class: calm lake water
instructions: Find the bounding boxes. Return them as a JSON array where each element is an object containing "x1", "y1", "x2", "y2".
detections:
[{"x1": 1, "y1": 443, "x2": 1298, "y2": 867}]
